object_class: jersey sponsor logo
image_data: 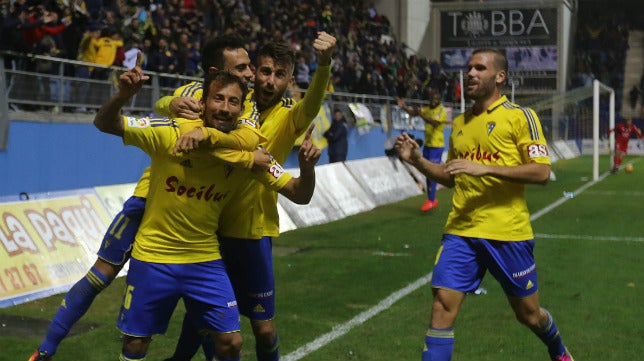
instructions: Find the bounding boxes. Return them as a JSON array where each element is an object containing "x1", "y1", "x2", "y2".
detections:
[
  {"x1": 126, "y1": 116, "x2": 150, "y2": 128},
  {"x1": 527, "y1": 144, "x2": 548, "y2": 158},
  {"x1": 456, "y1": 144, "x2": 500, "y2": 162},
  {"x1": 165, "y1": 176, "x2": 229, "y2": 202},
  {"x1": 512, "y1": 263, "x2": 536, "y2": 279}
]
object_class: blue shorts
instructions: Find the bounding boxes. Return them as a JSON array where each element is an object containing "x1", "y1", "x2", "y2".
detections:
[
  {"x1": 219, "y1": 236, "x2": 275, "y2": 321},
  {"x1": 431, "y1": 234, "x2": 538, "y2": 298},
  {"x1": 423, "y1": 146, "x2": 444, "y2": 164},
  {"x1": 97, "y1": 196, "x2": 146, "y2": 266},
  {"x1": 117, "y1": 257, "x2": 240, "y2": 337}
]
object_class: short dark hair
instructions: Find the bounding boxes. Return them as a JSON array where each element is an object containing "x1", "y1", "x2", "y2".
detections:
[
  {"x1": 200, "y1": 34, "x2": 247, "y2": 73},
  {"x1": 257, "y1": 42, "x2": 296, "y2": 70},
  {"x1": 472, "y1": 48, "x2": 508, "y2": 74},
  {"x1": 202, "y1": 70, "x2": 249, "y2": 105}
]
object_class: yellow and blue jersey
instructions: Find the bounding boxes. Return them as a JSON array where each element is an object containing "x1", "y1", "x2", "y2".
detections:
[
  {"x1": 219, "y1": 65, "x2": 332, "y2": 239},
  {"x1": 444, "y1": 95, "x2": 550, "y2": 241},
  {"x1": 421, "y1": 104, "x2": 447, "y2": 148},
  {"x1": 122, "y1": 116, "x2": 292, "y2": 264}
]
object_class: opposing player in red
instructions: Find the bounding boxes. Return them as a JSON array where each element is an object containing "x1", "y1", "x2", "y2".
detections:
[{"x1": 608, "y1": 117, "x2": 643, "y2": 173}]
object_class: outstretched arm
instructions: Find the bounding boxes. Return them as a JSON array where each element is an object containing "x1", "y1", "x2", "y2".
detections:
[
  {"x1": 292, "y1": 32, "x2": 336, "y2": 132},
  {"x1": 94, "y1": 52, "x2": 149, "y2": 136}
]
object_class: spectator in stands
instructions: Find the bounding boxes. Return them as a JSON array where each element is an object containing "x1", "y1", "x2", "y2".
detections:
[
  {"x1": 147, "y1": 36, "x2": 179, "y2": 87},
  {"x1": 73, "y1": 21, "x2": 101, "y2": 112},
  {"x1": 295, "y1": 54, "x2": 311, "y2": 90},
  {"x1": 20, "y1": 4, "x2": 67, "y2": 52},
  {"x1": 91, "y1": 26, "x2": 123, "y2": 80},
  {"x1": 629, "y1": 85, "x2": 640, "y2": 111},
  {"x1": 323, "y1": 108, "x2": 349, "y2": 163}
]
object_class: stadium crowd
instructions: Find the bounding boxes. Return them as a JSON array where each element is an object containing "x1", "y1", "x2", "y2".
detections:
[{"x1": 0, "y1": 0, "x2": 460, "y2": 104}]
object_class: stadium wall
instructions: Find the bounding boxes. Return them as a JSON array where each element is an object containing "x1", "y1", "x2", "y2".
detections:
[
  {"x1": 0, "y1": 152, "x2": 423, "y2": 307},
  {"x1": 0, "y1": 118, "x2": 430, "y2": 199}
]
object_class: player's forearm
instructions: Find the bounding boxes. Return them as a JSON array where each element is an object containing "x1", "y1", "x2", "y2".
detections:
[
  {"x1": 410, "y1": 157, "x2": 455, "y2": 188},
  {"x1": 484, "y1": 162, "x2": 551, "y2": 185},
  {"x1": 295, "y1": 64, "x2": 331, "y2": 125},
  {"x1": 281, "y1": 169, "x2": 315, "y2": 204},
  {"x1": 204, "y1": 126, "x2": 260, "y2": 151},
  {"x1": 154, "y1": 95, "x2": 175, "y2": 116},
  {"x1": 94, "y1": 92, "x2": 129, "y2": 136},
  {"x1": 208, "y1": 148, "x2": 255, "y2": 169}
]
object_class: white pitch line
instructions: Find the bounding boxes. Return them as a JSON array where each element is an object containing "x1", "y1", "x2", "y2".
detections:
[
  {"x1": 530, "y1": 169, "x2": 612, "y2": 221},
  {"x1": 282, "y1": 273, "x2": 433, "y2": 361},
  {"x1": 535, "y1": 233, "x2": 644, "y2": 242},
  {"x1": 283, "y1": 167, "x2": 615, "y2": 361}
]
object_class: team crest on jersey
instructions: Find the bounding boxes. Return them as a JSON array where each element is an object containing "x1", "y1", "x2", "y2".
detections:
[
  {"x1": 126, "y1": 116, "x2": 150, "y2": 128},
  {"x1": 486, "y1": 121, "x2": 496, "y2": 135}
]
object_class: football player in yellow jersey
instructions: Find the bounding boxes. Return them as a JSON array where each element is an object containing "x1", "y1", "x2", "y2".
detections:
[
  {"x1": 397, "y1": 89, "x2": 448, "y2": 211},
  {"x1": 27, "y1": 36, "x2": 268, "y2": 361},
  {"x1": 94, "y1": 58, "x2": 320, "y2": 361},
  {"x1": 160, "y1": 32, "x2": 336, "y2": 361},
  {"x1": 395, "y1": 49, "x2": 574, "y2": 361}
]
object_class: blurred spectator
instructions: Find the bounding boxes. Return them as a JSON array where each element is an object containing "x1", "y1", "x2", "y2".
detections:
[
  {"x1": 629, "y1": 85, "x2": 640, "y2": 111},
  {"x1": 73, "y1": 21, "x2": 101, "y2": 112},
  {"x1": 3, "y1": 0, "x2": 453, "y2": 105},
  {"x1": 147, "y1": 36, "x2": 179, "y2": 87},
  {"x1": 324, "y1": 108, "x2": 349, "y2": 163},
  {"x1": 91, "y1": 26, "x2": 123, "y2": 80},
  {"x1": 295, "y1": 54, "x2": 310, "y2": 90},
  {"x1": 20, "y1": 4, "x2": 67, "y2": 52}
]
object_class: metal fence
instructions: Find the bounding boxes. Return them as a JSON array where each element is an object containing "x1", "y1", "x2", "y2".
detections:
[{"x1": 0, "y1": 51, "x2": 442, "y2": 150}]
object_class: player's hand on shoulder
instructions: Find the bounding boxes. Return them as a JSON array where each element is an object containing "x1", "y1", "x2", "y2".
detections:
[
  {"x1": 170, "y1": 97, "x2": 202, "y2": 119},
  {"x1": 252, "y1": 148, "x2": 271, "y2": 172}
]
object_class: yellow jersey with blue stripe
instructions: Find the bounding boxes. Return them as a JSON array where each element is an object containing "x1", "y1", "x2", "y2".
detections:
[
  {"x1": 421, "y1": 104, "x2": 447, "y2": 148},
  {"x1": 122, "y1": 116, "x2": 292, "y2": 264},
  {"x1": 444, "y1": 95, "x2": 550, "y2": 241},
  {"x1": 218, "y1": 65, "x2": 332, "y2": 239}
]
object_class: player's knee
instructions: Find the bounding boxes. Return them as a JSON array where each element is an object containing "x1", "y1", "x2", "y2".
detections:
[
  {"x1": 213, "y1": 331, "x2": 242, "y2": 358},
  {"x1": 514, "y1": 307, "x2": 542, "y2": 329},
  {"x1": 122, "y1": 335, "x2": 152, "y2": 355},
  {"x1": 251, "y1": 320, "x2": 276, "y2": 344},
  {"x1": 92, "y1": 258, "x2": 122, "y2": 280}
]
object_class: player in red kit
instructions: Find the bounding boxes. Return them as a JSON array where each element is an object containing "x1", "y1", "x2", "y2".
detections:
[{"x1": 608, "y1": 117, "x2": 643, "y2": 173}]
